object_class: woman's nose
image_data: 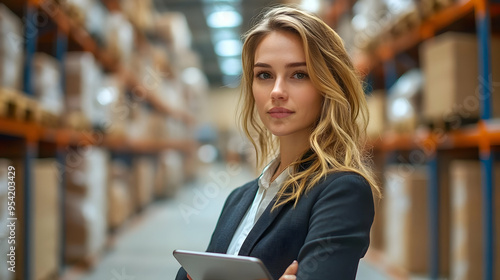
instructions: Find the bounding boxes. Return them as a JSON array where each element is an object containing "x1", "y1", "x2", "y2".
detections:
[{"x1": 270, "y1": 77, "x2": 287, "y2": 100}]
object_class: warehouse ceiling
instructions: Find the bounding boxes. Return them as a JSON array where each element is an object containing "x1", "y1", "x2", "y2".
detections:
[{"x1": 153, "y1": 0, "x2": 281, "y2": 88}]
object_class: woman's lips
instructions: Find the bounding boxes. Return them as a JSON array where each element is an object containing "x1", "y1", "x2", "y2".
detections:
[{"x1": 268, "y1": 107, "x2": 294, "y2": 119}]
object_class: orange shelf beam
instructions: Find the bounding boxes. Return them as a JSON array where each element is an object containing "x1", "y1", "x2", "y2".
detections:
[
  {"x1": 0, "y1": 117, "x2": 193, "y2": 153},
  {"x1": 369, "y1": 124, "x2": 500, "y2": 152},
  {"x1": 419, "y1": 0, "x2": 475, "y2": 39},
  {"x1": 0, "y1": 118, "x2": 41, "y2": 142},
  {"x1": 358, "y1": 0, "x2": 478, "y2": 75}
]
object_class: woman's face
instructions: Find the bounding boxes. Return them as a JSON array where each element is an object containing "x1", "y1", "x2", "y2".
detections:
[{"x1": 252, "y1": 31, "x2": 323, "y2": 139}]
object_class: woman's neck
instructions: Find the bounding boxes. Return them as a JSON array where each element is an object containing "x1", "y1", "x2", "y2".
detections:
[{"x1": 277, "y1": 134, "x2": 311, "y2": 171}]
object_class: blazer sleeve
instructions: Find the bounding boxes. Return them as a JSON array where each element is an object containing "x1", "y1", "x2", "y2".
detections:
[{"x1": 296, "y1": 173, "x2": 375, "y2": 280}]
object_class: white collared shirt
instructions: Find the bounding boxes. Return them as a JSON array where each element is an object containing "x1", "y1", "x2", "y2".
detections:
[{"x1": 226, "y1": 158, "x2": 291, "y2": 255}]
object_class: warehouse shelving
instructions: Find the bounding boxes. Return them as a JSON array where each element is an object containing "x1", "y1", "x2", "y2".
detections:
[
  {"x1": 346, "y1": 0, "x2": 499, "y2": 279},
  {"x1": 27, "y1": 0, "x2": 193, "y2": 121},
  {"x1": 355, "y1": 0, "x2": 500, "y2": 76},
  {"x1": 0, "y1": 0, "x2": 198, "y2": 279}
]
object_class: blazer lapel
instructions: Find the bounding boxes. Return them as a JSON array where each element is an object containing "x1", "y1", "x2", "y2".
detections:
[
  {"x1": 237, "y1": 196, "x2": 287, "y2": 256},
  {"x1": 215, "y1": 182, "x2": 259, "y2": 253}
]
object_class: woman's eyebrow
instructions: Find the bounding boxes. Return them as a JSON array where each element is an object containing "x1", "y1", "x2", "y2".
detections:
[
  {"x1": 254, "y1": 62, "x2": 271, "y2": 68},
  {"x1": 253, "y1": 62, "x2": 307, "y2": 68}
]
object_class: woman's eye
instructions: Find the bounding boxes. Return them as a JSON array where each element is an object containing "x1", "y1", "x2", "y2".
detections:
[
  {"x1": 256, "y1": 72, "x2": 272, "y2": 79},
  {"x1": 293, "y1": 72, "x2": 308, "y2": 79}
]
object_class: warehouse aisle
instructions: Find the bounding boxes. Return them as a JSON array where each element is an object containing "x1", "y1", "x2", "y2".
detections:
[{"x1": 75, "y1": 162, "x2": 390, "y2": 280}]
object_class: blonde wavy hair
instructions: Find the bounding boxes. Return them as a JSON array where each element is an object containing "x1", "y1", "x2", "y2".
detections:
[{"x1": 239, "y1": 6, "x2": 381, "y2": 209}]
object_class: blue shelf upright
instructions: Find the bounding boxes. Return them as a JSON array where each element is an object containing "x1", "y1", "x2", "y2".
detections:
[
  {"x1": 22, "y1": 2, "x2": 39, "y2": 280},
  {"x1": 55, "y1": 26, "x2": 68, "y2": 274},
  {"x1": 427, "y1": 153, "x2": 439, "y2": 280},
  {"x1": 475, "y1": 1, "x2": 495, "y2": 279}
]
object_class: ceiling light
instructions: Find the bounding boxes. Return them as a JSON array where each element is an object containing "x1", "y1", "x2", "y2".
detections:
[
  {"x1": 215, "y1": 39, "x2": 242, "y2": 57},
  {"x1": 207, "y1": 10, "x2": 242, "y2": 28},
  {"x1": 220, "y1": 57, "x2": 241, "y2": 75},
  {"x1": 301, "y1": 0, "x2": 321, "y2": 13},
  {"x1": 211, "y1": 29, "x2": 239, "y2": 42},
  {"x1": 182, "y1": 67, "x2": 206, "y2": 86}
]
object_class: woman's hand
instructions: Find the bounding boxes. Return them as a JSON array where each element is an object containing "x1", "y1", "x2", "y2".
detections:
[{"x1": 279, "y1": 260, "x2": 298, "y2": 280}]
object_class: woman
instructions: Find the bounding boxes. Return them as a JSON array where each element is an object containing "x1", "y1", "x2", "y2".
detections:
[{"x1": 176, "y1": 5, "x2": 380, "y2": 280}]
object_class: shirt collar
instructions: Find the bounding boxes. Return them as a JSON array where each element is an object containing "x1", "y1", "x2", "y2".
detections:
[{"x1": 258, "y1": 157, "x2": 290, "y2": 190}]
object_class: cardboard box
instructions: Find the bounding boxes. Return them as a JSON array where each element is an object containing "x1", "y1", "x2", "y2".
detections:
[
  {"x1": 368, "y1": 151, "x2": 385, "y2": 251},
  {"x1": 108, "y1": 160, "x2": 132, "y2": 229},
  {"x1": 386, "y1": 69, "x2": 423, "y2": 134},
  {"x1": 98, "y1": 75, "x2": 128, "y2": 136},
  {"x1": 0, "y1": 4, "x2": 23, "y2": 90},
  {"x1": 108, "y1": 179, "x2": 131, "y2": 229},
  {"x1": 104, "y1": 13, "x2": 134, "y2": 65},
  {"x1": 421, "y1": 32, "x2": 500, "y2": 122},
  {"x1": 32, "y1": 53, "x2": 64, "y2": 115},
  {"x1": 33, "y1": 159, "x2": 60, "y2": 279},
  {"x1": 132, "y1": 157, "x2": 155, "y2": 210},
  {"x1": 154, "y1": 152, "x2": 185, "y2": 198},
  {"x1": 64, "y1": 52, "x2": 102, "y2": 122},
  {"x1": 450, "y1": 161, "x2": 500, "y2": 280},
  {"x1": 154, "y1": 12, "x2": 192, "y2": 53},
  {"x1": 366, "y1": 90, "x2": 386, "y2": 139},
  {"x1": 384, "y1": 165, "x2": 449, "y2": 275},
  {"x1": 65, "y1": 148, "x2": 108, "y2": 263},
  {"x1": 121, "y1": 0, "x2": 154, "y2": 31}
]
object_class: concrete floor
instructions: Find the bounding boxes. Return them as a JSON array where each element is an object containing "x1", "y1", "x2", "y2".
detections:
[{"x1": 75, "y1": 162, "x2": 391, "y2": 280}]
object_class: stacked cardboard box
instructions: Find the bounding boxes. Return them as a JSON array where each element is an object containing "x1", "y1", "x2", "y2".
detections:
[
  {"x1": 160, "y1": 79, "x2": 188, "y2": 140},
  {"x1": 32, "y1": 53, "x2": 64, "y2": 116},
  {"x1": 59, "y1": 0, "x2": 93, "y2": 26},
  {"x1": 421, "y1": 32, "x2": 500, "y2": 124},
  {"x1": 154, "y1": 12, "x2": 192, "y2": 53},
  {"x1": 450, "y1": 161, "x2": 500, "y2": 280},
  {"x1": 64, "y1": 51, "x2": 103, "y2": 130},
  {"x1": 154, "y1": 151, "x2": 185, "y2": 197},
  {"x1": 386, "y1": 69, "x2": 423, "y2": 134},
  {"x1": 98, "y1": 75, "x2": 128, "y2": 136},
  {"x1": 121, "y1": 0, "x2": 154, "y2": 31},
  {"x1": 104, "y1": 13, "x2": 134, "y2": 65},
  {"x1": 0, "y1": 4, "x2": 23, "y2": 90},
  {"x1": 366, "y1": 90, "x2": 386, "y2": 139},
  {"x1": 384, "y1": 165, "x2": 449, "y2": 275},
  {"x1": 33, "y1": 159, "x2": 60, "y2": 279},
  {"x1": 7, "y1": 159, "x2": 57, "y2": 280},
  {"x1": 108, "y1": 160, "x2": 132, "y2": 229},
  {"x1": 65, "y1": 148, "x2": 108, "y2": 265},
  {"x1": 132, "y1": 157, "x2": 155, "y2": 211}
]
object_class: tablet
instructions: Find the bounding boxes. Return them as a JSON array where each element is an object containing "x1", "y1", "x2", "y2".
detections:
[{"x1": 173, "y1": 249, "x2": 274, "y2": 280}]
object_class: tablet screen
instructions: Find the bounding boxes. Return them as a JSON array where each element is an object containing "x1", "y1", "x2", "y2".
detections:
[{"x1": 173, "y1": 249, "x2": 274, "y2": 280}]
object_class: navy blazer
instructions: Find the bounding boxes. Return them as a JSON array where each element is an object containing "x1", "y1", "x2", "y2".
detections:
[{"x1": 175, "y1": 171, "x2": 374, "y2": 280}]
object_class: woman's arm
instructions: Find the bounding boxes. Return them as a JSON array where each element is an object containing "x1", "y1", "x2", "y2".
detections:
[{"x1": 296, "y1": 174, "x2": 375, "y2": 280}]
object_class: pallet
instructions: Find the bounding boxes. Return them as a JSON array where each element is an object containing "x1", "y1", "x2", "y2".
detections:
[
  {"x1": 389, "y1": 9, "x2": 422, "y2": 37},
  {"x1": 0, "y1": 88, "x2": 42, "y2": 122},
  {"x1": 63, "y1": 111, "x2": 92, "y2": 131},
  {"x1": 424, "y1": 116, "x2": 479, "y2": 132},
  {"x1": 419, "y1": 0, "x2": 455, "y2": 19},
  {"x1": 40, "y1": 110, "x2": 60, "y2": 128}
]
